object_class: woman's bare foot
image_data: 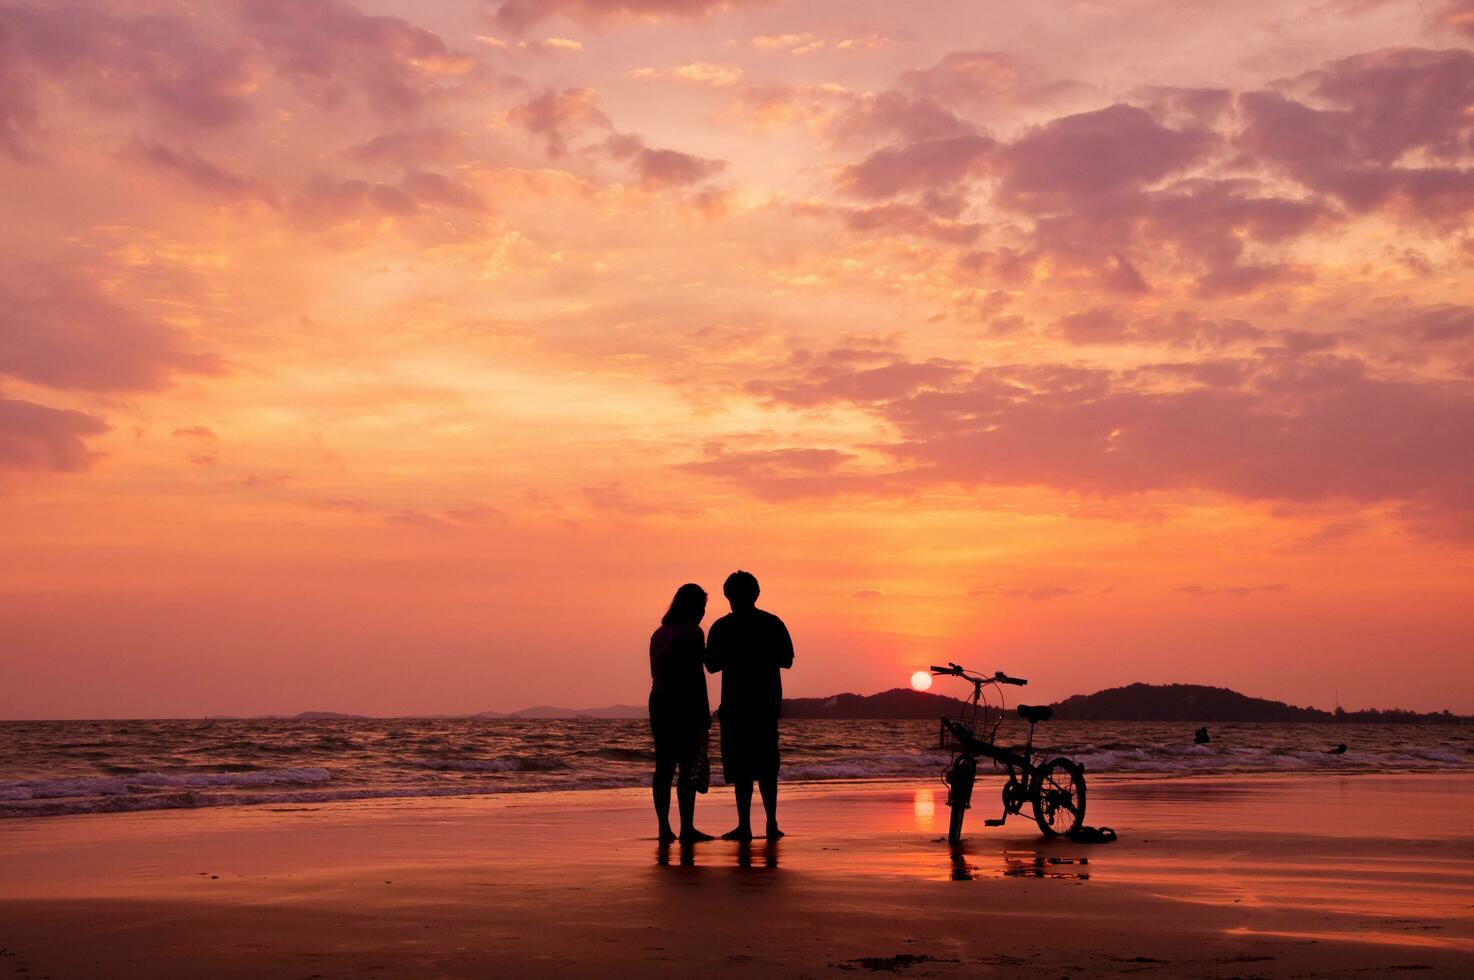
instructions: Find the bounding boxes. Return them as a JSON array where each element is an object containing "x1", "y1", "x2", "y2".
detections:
[
  {"x1": 658, "y1": 826, "x2": 678, "y2": 843},
  {"x1": 720, "y1": 826, "x2": 753, "y2": 841},
  {"x1": 679, "y1": 828, "x2": 715, "y2": 843},
  {"x1": 765, "y1": 823, "x2": 785, "y2": 840}
]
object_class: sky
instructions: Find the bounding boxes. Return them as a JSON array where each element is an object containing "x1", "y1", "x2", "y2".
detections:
[{"x1": 2, "y1": 0, "x2": 1474, "y2": 718}]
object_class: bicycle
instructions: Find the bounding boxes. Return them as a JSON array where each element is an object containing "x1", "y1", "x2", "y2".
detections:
[{"x1": 930, "y1": 663, "x2": 1087, "y2": 844}]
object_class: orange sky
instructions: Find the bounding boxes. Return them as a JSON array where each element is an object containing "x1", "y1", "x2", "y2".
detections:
[{"x1": 3, "y1": 0, "x2": 1474, "y2": 718}]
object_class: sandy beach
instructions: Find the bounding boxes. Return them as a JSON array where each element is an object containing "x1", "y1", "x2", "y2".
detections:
[{"x1": 2, "y1": 773, "x2": 1472, "y2": 978}]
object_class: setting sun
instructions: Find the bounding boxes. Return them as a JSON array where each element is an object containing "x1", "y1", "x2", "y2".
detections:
[{"x1": 910, "y1": 671, "x2": 933, "y2": 692}]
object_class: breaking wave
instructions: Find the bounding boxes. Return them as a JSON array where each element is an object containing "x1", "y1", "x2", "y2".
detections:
[{"x1": 2, "y1": 717, "x2": 1469, "y2": 818}]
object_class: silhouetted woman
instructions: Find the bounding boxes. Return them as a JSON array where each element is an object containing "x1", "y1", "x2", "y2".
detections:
[{"x1": 649, "y1": 583, "x2": 714, "y2": 843}]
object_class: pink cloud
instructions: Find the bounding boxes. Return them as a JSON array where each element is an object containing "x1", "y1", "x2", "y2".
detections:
[
  {"x1": 898, "y1": 51, "x2": 1087, "y2": 111},
  {"x1": 0, "y1": 395, "x2": 108, "y2": 472},
  {"x1": 490, "y1": 0, "x2": 768, "y2": 33},
  {"x1": 0, "y1": 269, "x2": 224, "y2": 392},
  {"x1": 507, "y1": 87, "x2": 611, "y2": 156},
  {"x1": 288, "y1": 170, "x2": 485, "y2": 225},
  {"x1": 605, "y1": 136, "x2": 725, "y2": 187},
  {"x1": 346, "y1": 128, "x2": 463, "y2": 167},
  {"x1": 1238, "y1": 49, "x2": 1474, "y2": 221},
  {"x1": 238, "y1": 0, "x2": 474, "y2": 115},
  {"x1": 679, "y1": 445, "x2": 892, "y2": 500},
  {"x1": 131, "y1": 141, "x2": 280, "y2": 206},
  {"x1": 745, "y1": 351, "x2": 966, "y2": 407},
  {"x1": 1442, "y1": 1, "x2": 1474, "y2": 35},
  {"x1": 996, "y1": 104, "x2": 1215, "y2": 210},
  {"x1": 0, "y1": 3, "x2": 252, "y2": 157},
  {"x1": 730, "y1": 343, "x2": 1474, "y2": 535},
  {"x1": 840, "y1": 134, "x2": 995, "y2": 199},
  {"x1": 827, "y1": 91, "x2": 976, "y2": 146}
]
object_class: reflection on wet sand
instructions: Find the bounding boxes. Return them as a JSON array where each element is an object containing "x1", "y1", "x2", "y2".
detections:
[
  {"x1": 944, "y1": 844, "x2": 1091, "y2": 881},
  {"x1": 654, "y1": 839, "x2": 780, "y2": 869},
  {"x1": 1000, "y1": 850, "x2": 1090, "y2": 880},
  {"x1": 913, "y1": 787, "x2": 936, "y2": 829}
]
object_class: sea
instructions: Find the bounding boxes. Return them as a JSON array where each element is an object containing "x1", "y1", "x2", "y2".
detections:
[{"x1": 2, "y1": 717, "x2": 1471, "y2": 819}]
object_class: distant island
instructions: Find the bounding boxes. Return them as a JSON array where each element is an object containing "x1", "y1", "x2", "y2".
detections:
[
  {"x1": 469, "y1": 705, "x2": 648, "y2": 720},
  {"x1": 227, "y1": 684, "x2": 1471, "y2": 723},
  {"x1": 784, "y1": 684, "x2": 1472, "y2": 724},
  {"x1": 1050, "y1": 683, "x2": 1472, "y2": 724}
]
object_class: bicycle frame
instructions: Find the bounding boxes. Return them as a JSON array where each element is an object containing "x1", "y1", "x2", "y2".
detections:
[{"x1": 932, "y1": 663, "x2": 1087, "y2": 843}]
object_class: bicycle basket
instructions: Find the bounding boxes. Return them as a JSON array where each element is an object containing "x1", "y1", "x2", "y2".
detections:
[{"x1": 938, "y1": 698, "x2": 1004, "y2": 750}]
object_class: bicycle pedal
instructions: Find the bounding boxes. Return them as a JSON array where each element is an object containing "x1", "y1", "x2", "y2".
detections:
[{"x1": 983, "y1": 818, "x2": 1005, "y2": 826}]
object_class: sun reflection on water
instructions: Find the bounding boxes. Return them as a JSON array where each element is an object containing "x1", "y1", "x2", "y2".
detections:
[{"x1": 913, "y1": 788, "x2": 936, "y2": 828}]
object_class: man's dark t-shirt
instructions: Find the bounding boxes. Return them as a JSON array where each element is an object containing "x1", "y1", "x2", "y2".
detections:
[{"x1": 706, "y1": 607, "x2": 793, "y2": 781}]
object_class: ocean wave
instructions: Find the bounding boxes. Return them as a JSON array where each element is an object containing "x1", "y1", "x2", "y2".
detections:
[
  {"x1": 5, "y1": 718, "x2": 1473, "y2": 820},
  {"x1": 411, "y1": 755, "x2": 569, "y2": 773},
  {"x1": 0, "y1": 766, "x2": 333, "y2": 801}
]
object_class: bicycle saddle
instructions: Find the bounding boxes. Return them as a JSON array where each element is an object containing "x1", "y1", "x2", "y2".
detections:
[{"x1": 1017, "y1": 704, "x2": 1053, "y2": 724}]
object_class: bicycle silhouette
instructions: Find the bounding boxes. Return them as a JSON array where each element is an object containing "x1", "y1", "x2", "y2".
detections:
[{"x1": 930, "y1": 663, "x2": 1087, "y2": 844}]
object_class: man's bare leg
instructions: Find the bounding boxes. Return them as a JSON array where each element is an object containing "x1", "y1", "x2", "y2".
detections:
[
  {"x1": 722, "y1": 779, "x2": 754, "y2": 840},
  {"x1": 759, "y1": 773, "x2": 783, "y2": 839}
]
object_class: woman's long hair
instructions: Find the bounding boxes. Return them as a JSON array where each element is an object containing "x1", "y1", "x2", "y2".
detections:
[{"x1": 662, "y1": 583, "x2": 707, "y2": 626}]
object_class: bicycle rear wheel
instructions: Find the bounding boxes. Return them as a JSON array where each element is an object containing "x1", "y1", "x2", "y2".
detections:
[{"x1": 1031, "y1": 758, "x2": 1085, "y2": 837}]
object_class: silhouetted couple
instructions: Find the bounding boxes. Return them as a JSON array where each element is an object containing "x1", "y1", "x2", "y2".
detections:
[{"x1": 648, "y1": 571, "x2": 794, "y2": 844}]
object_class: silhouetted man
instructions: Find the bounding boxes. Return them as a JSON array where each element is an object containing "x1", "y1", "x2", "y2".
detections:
[{"x1": 706, "y1": 570, "x2": 793, "y2": 841}]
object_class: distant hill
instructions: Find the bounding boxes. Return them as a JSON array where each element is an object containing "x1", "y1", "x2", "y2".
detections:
[
  {"x1": 782, "y1": 688, "x2": 973, "y2": 719},
  {"x1": 1050, "y1": 683, "x2": 1472, "y2": 724},
  {"x1": 473, "y1": 705, "x2": 648, "y2": 720},
  {"x1": 239, "y1": 685, "x2": 1469, "y2": 723},
  {"x1": 783, "y1": 684, "x2": 1471, "y2": 723}
]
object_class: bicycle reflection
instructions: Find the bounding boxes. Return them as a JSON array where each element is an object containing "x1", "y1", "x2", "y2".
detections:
[{"x1": 947, "y1": 846, "x2": 1090, "y2": 881}]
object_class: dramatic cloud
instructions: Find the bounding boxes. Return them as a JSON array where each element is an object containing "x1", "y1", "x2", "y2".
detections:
[
  {"x1": 679, "y1": 445, "x2": 887, "y2": 500},
  {"x1": 506, "y1": 87, "x2": 611, "y2": 156},
  {"x1": 996, "y1": 104, "x2": 1215, "y2": 210},
  {"x1": 604, "y1": 135, "x2": 726, "y2": 187},
  {"x1": 840, "y1": 134, "x2": 995, "y2": 199},
  {"x1": 490, "y1": 0, "x2": 767, "y2": 33},
  {"x1": 0, "y1": 395, "x2": 108, "y2": 472},
  {"x1": 238, "y1": 0, "x2": 475, "y2": 115},
  {"x1": 0, "y1": 271, "x2": 223, "y2": 392},
  {"x1": 735, "y1": 344, "x2": 1474, "y2": 535},
  {"x1": 346, "y1": 128, "x2": 463, "y2": 166},
  {"x1": 287, "y1": 168, "x2": 485, "y2": 226},
  {"x1": 1238, "y1": 48, "x2": 1474, "y2": 221},
  {"x1": 897, "y1": 51, "x2": 1086, "y2": 111},
  {"x1": 130, "y1": 142, "x2": 279, "y2": 205},
  {"x1": 0, "y1": 2, "x2": 252, "y2": 156}
]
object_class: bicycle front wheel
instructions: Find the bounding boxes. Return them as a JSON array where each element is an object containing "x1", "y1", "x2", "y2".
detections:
[
  {"x1": 947, "y1": 797, "x2": 967, "y2": 844},
  {"x1": 944, "y1": 756, "x2": 976, "y2": 845},
  {"x1": 1032, "y1": 759, "x2": 1085, "y2": 837}
]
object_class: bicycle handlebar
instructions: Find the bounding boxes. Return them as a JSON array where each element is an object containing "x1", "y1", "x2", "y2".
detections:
[{"x1": 929, "y1": 664, "x2": 1028, "y2": 686}]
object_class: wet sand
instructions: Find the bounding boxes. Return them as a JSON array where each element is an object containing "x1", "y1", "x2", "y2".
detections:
[{"x1": 2, "y1": 773, "x2": 1472, "y2": 977}]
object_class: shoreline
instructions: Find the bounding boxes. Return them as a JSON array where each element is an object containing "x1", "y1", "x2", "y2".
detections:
[
  {"x1": 6, "y1": 764, "x2": 1474, "y2": 823},
  {"x1": 3, "y1": 774, "x2": 1473, "y2": 977}
]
